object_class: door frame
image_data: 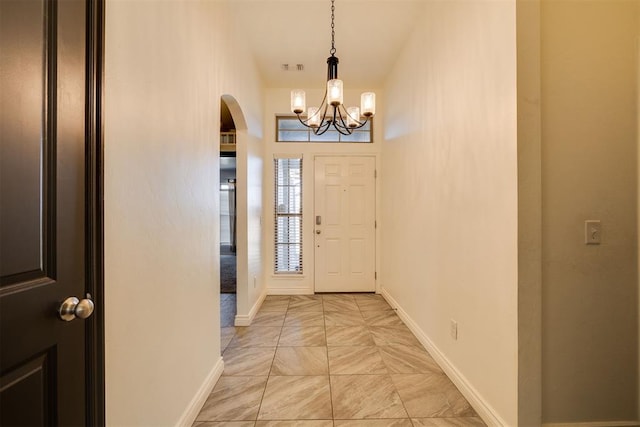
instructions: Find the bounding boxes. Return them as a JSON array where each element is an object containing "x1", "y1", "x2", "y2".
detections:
[{"x1": 85, "y1": 0, "x2": 105, "y2": 424}]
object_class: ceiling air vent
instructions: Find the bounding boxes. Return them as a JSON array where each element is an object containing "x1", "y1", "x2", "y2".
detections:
[{"x1": 281, "y1": 64, "x2": 304, "y2": 71}]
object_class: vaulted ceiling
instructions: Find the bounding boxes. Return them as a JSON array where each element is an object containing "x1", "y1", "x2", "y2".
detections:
[{"x1": 228, "y1": 0, "x2": 425, "y2": 89}]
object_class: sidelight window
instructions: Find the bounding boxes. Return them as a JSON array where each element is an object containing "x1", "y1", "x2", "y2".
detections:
[{"x1": 274, "y1": 157, "x2": 303, "y2": 274}]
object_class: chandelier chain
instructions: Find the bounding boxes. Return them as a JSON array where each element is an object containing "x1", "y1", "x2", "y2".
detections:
[
  {"x1": 289, "y1": 0, "x2": 375, "y2": 136},
  {"x1": 330, "y1": 0, "x2": 336, "y2": 55}
]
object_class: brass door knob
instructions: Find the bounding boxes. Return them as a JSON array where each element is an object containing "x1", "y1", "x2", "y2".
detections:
[{"x1": 58, "y1": 294, "x2": 95, "y2": 321}]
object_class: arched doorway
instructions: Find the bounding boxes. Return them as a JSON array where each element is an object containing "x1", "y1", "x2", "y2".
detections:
[
  {"x1": 219, "y1": 99, "x2": 238, "y2": 329},
  {"x1": 218, "y1": 95, "x2": 249, "y2": 345}
]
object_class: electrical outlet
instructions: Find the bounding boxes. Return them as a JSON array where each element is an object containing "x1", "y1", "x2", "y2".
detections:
[
  {"x1": 585, "y1": 220, "x2": 601, "y2": 245},
  {"x1": 450, "y1": 319, "x2": 458, "y2": 340}
]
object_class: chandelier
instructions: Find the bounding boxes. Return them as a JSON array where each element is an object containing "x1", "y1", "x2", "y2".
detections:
[{"x1": 290, "y1": 0, "x2": 376, "y2": 136}]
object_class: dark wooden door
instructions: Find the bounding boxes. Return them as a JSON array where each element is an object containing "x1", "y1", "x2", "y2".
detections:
[{"x1": 0, "y1": 0, "x2": 103, "y2": 425}]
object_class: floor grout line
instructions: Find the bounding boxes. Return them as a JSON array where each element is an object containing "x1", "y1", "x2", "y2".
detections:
[{"x1": 211, "y1": 293, "x2": 485, "y2": 426}]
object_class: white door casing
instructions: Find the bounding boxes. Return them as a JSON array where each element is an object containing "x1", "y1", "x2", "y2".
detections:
[{"x1": 314, "y1": 156, "x2": 376, "y2": 292}]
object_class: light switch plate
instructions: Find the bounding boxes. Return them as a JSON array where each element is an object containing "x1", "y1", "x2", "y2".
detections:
[{"x1": 585, "y1": 220, "x2": 601, "y2": 245}]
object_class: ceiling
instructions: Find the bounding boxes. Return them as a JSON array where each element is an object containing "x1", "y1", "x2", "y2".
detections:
[{"x1": 228, "y1": 0, "x2": 426, "y2": 89}]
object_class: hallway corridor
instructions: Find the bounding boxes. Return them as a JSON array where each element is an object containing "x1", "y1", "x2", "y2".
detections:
[{"x1": 197, "y1": 294, "x2": 485, "y2": 426}]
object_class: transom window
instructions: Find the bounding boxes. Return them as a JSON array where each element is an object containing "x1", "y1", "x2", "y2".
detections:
[{"x1": 276, "y1": 116, "x2": 372, "y2": 143}]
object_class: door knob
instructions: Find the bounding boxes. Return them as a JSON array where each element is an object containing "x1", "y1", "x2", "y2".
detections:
[
  {"x1": 58, "y1": 294, "x2": 95, "y2": 321},
  {"x1": 316, "y1": 230, "x2": 321, "y2": 234}
]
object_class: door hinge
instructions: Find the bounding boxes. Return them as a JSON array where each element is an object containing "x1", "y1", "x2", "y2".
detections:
[
  {"x1": 374, "y1": 169, "x2": 377, "y2": 179},
  {"x1": 375, "y1": 220, "x2": 377, "y2": 229},
  {"x1": 375, "y1": 272, "x2": 377, "y2": 280}
]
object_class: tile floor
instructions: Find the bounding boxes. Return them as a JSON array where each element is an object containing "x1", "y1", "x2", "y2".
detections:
[
  {"x1": 199, "y1": 294, "x2": 486, "y2": 427},
  {"x1": 221, "y1": 293, "x2": 237, "y2": 328}
]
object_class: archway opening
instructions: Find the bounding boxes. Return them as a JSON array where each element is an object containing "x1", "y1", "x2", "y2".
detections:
[
  {"x1": 219, "y1": 95, "x2": 249, "y2": 341},
  {"x1": 219, "y1": 99, "x2": 237, "y2": 329}
]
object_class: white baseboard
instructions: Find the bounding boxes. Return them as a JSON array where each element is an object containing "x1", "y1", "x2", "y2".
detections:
[
  {"x1": 234, "y1": 289, "x2": 267, "y2": 326},
  {"x1": 175, "y1": 357, "x2": 224, "y2": 427},
  {"x1": 543, "y1": 422, "x2": 640, "y2": 427},
  {"x1": 267, "y1": 286, "x2": 313, "y2": 295},
  {"x1": 380, "y1": 287, "x2": 507, "y2": 427}
]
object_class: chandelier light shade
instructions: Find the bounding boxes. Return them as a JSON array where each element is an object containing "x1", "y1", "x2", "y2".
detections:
[
  {"x1": 290, "y1": 0, "x2": 375, "y2": 136},
  {"x1": 291, "y1": 90, "x2": 306, "y2": 114},
  {"x1": 361, "y1": 92, "x2": 376, "y2": 117},
  {"x1": 346, "y1": 107, "x2": 360, "y2": 128},
  {"x1": 327, "y1": 79, "x2": 343, "y2": 106},
  {"x1": 307, "y1": 107, "x2": 321, "y2": 128}
]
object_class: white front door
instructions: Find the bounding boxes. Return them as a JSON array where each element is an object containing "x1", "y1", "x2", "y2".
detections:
[{"x1": 314, "y1": 156, "x2": 376, "y2": 292}]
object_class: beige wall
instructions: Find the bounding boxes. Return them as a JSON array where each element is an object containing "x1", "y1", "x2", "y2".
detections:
[
  {"x1": 104, "y1": 1, "x2": 264, "y2": 424},
  {"x1": 234, "y1": 108, "x2": 266, "y2": 320},
  {"x1": 540, "y1": 0, "x2": 639, "y2": 423},
  {"x1": 517, "y1": 0, "x2": 543, "y2": 425},
  {"x1": 637, "y1": 6, "x2": 640, "y2": 421},
  {"x1": 239, "y1": 130, "x2": 265, "y2": 317},
  {"x1": 381, "y1": 1, "x2": 518, "y2": 425}
]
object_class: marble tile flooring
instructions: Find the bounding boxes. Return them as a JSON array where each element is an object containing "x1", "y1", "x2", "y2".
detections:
[
  {"x1": 221, "y1": 293, "x2": 237, "y2": 328},
  {"x1": 199, "y1": 294, "x2": 486, "y2": 427}
]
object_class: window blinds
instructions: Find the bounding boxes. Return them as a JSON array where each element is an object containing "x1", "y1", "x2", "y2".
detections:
[{"x1": 274, "y1": 157, "x2": 303, "y2": 274}]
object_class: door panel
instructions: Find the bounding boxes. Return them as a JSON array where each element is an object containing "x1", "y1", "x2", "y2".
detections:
[
  {"x1": 0, "y1": 0, "x2": 51, "y2": 284},
  {"x1": 325, "y1": 185, "x2": 341, "y2": 224},
  {"x1": 326, "y1": 238, "x2": 341, "y2": 275},
  {"x1": 348, "y1": 185, "x2": 366, "y2": 225},
  {"x1": 314, "y1": 156, "x2": 376, "y2": 292},
  {"x1": 0, "y1": 0, "x2": 95, "y2": 424},
  {"x1": 0, "y1": 351, "x2": 55, "y2": 426},
  {"x1": 349, "y1": 239, "x2": 365, "y2": 274}
]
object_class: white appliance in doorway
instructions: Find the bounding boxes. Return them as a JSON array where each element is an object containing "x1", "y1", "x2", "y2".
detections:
[{"x1": 314, "y1": 156, "x2": 376, "y2": 292}]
